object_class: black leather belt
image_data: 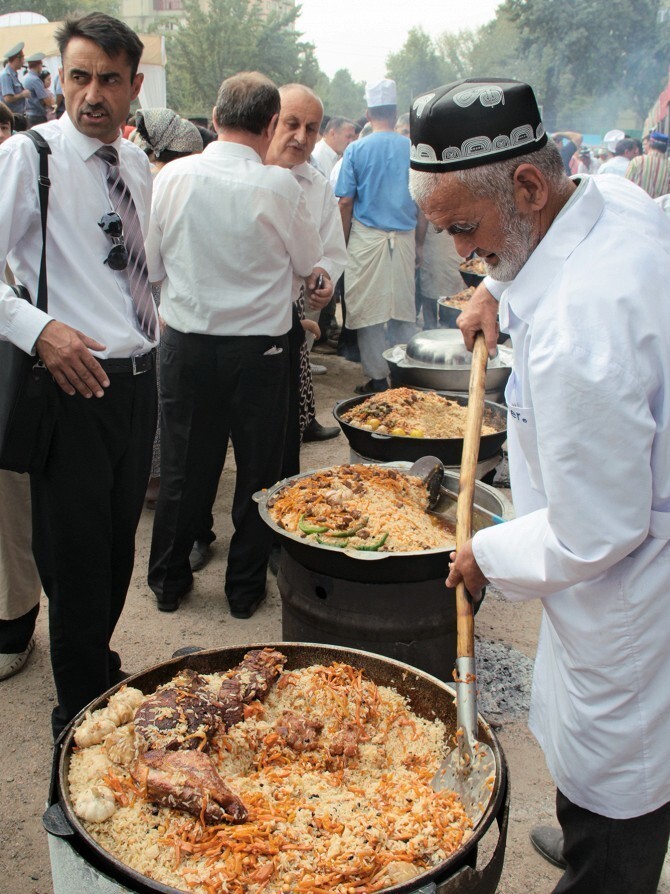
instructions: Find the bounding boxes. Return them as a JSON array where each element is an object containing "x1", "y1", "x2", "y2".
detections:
[{"x1": 97, "y1": 351, "x2": 155, "y2": 375}]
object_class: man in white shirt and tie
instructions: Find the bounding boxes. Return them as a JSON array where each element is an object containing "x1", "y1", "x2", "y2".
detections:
[
  {"x1": 146, "y1": 72, "x2": 322, "y2": 620},
  {"x1": 0, "y1": 12, "x2": 157, "y2": 739}
]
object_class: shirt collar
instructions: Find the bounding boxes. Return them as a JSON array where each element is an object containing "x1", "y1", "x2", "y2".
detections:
[
  {"x1": 502, "y1": 176, "x2": 603, "y2": 324},
  {"x1": 60, "y1": 112, "x2": 124, "y2": 162},
  {"x1": 204, "y1": 140, "x2": 262, "y2": 164},
  {"x1": 291, "y1": 161, "x2": 316, "y2": 184}
]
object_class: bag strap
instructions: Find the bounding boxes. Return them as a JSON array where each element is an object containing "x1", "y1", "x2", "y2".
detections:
[{"x1": 19, "y1": 130, "x2": 51, "y2": 314}]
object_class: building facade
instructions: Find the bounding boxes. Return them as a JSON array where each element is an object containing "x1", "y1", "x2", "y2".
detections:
[{"x1": 121, "y1": 0, "x2": 295, "y2": 33}]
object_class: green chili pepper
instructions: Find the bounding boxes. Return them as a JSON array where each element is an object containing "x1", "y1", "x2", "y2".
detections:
[
  {"x1": 329, "y1": 517, "x2": 369, "y2": 537},
  {"x1": 355, "y1": 532, "x2": 389, "y2": 551},
  {"x1": 298, "y1": 514, "x2": 330, "y2": 535},
  {"x1": 316, "y1": 535, "x2": 350, "y2": 548}
]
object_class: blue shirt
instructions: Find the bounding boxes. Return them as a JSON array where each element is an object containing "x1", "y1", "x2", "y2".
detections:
[
  {"x1": 23, "y1": 70, "x2": 48, "y2": 119},
  {"x1": 0, "y1": 64, "x2": 26, "y2": 114},
  {"x1": 335, "y1": 131, "x2": 416, "y2": 232}
]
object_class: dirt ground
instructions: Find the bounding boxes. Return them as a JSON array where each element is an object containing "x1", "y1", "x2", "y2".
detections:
[{"x1": 0, "y1": 348, "x2": 667, "y2": 894}]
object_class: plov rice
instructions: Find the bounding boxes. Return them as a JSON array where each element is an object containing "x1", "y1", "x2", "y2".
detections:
[{"x1": 69, "y1": 662, "x2": 472, "y2": 894}]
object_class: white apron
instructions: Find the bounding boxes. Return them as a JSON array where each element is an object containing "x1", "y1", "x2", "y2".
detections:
[{"x1": 344, "y1": 219, "x2": 415, "y2": 329}]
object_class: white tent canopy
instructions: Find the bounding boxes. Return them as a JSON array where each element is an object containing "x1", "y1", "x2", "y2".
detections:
[{"x1": 0, "y1": 18, "x2": 166, "y2": 108}]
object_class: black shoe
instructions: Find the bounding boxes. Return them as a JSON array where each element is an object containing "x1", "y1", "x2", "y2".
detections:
[
  {"x1": 171, "y1": 646, "x2": 204, "y2": 658},
  {"x1": 529, "y1": 825, "x2": 566, "y2": 870},
  {"x1": 302, "y1": 419, "x2": 341, "y2": 442},
  {"x1": 354, "y1": 378, "x2": 388, "y2": 395},
  {"x1": 229, "y1": 591, "x2": 267, "y2": 619},
  {"x1": 153, "y1": 580, "x2": 193, "y2": 613},
  {"x1": 189, "y1": 540, "x2": 211, "y2": 572}
]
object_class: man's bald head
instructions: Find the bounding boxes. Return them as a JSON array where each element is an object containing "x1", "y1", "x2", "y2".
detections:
[{"x1": 267, "y1": 83, "x2": 324, "y2": 168}]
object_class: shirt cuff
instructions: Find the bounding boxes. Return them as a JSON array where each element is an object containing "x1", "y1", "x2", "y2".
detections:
[{"x1": 5, "y1": 297, "x2": 53, "y2": 355}]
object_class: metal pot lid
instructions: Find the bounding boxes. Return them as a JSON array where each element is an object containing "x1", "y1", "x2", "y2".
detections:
[{"x1": 386, "y1": 341, "x2": 512, "y2": 371}]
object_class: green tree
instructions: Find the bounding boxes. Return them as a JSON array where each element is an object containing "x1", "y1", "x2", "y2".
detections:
[
  {"x1": 435, "y1": 28, "x2": 478, "y2": 82},
  {"x1": 501, "y1": 0, "x2": 670, "y2": 130},
  {"x1": 160, "y1": 0, "x2": 319, "y2": 117},
  {"x1": 319, "y1": 68, "x2": 365, "y2": 119},
  {"x1": 386, "y1": 27, "x2": 445, "y2": 113}
]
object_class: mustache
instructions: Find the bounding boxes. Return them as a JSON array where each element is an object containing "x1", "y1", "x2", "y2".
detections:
[{"x1": 80, "y1": 104, "x2": 107, "y2": 114}]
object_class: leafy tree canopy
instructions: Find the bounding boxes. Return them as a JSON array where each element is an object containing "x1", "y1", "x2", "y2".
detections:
[
  {"x1": 160, "y1": 0, "x2": 320, "y2": 118},
  {"x1": 386, "y1": 27, "x2": 446, "y2": 112},
  {"x1": 317, "y1": 68, "x2": 365, "y2": 119}
]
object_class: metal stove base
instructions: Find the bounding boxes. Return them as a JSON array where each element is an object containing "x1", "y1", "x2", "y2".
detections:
[{"x1": 278, "y1": 550, "x2": 457, "y2": 682}]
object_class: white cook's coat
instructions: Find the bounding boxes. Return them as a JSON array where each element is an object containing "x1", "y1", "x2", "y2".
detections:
[{"x1": 473, "y1": 174, "x2": 670, "y2": 819}]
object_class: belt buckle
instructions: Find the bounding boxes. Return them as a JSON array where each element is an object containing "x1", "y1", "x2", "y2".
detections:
[{"x1": 131, "y1": 354, "x2": 144, "y2": 375}]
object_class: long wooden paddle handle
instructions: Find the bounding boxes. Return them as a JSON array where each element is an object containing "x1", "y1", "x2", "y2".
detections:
[{"x1": 455, "y1": 333, "x2": 489, "y2": 659}]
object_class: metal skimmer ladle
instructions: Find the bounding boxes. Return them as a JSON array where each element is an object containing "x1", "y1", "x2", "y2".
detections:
[{"x1": 431, "y1": 333, "x2": 497, "y2": 822}]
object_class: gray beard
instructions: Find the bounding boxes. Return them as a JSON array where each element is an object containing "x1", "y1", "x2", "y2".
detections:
[{"x1": 484, "y1": 210, "x2": 538, "y2": 282}]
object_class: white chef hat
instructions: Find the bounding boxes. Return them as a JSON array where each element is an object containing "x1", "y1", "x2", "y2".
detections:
[
  {"x1": 365, "y1": 78, "x2": 397, "y2": 108},
  {"x1": 603, "y1": 129, "x2": 625, "y2": 152}
]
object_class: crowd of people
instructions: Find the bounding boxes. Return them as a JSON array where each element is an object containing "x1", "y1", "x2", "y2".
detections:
[
  {"x1": 552, "y1": 127, "x2": 670, "y2": 198},
  {"x1": 1, "y1": 12, "x2": 669, "y2": 894}
]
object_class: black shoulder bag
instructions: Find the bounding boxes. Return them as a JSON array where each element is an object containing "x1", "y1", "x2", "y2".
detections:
[{"x1": 0, "y1": 130, "x2": 59, "y2": 474}]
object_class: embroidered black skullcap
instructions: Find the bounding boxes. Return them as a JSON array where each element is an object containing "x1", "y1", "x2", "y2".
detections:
[{"x1": 409, "y1": 77, "x2": 547, "y2": 173}]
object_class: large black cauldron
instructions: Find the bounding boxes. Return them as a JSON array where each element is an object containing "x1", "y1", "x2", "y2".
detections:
[{"x1": 45, "y1": 644, "x2": 509, "y2": 894}]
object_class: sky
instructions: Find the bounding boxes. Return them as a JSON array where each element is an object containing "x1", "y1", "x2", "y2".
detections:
[{"x1": 296, "y1": 0, "x2": 502, "y2": 84}]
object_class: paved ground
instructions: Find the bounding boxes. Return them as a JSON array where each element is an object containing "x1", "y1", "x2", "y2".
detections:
[{"x1": 0, "y1": 346, "x2": 667, "y2": 893}]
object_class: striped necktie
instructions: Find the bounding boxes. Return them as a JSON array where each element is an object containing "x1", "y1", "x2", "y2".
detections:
[{"x1": 96, "y1": 145, "x2": 157, "y2": 341}]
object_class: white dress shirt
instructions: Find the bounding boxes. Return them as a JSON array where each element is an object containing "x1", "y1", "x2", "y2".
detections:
[
  {"x1": 597, "y1": 154, "x2": 631, "y2": 176},
  {"x1": 473, "y1": 175, "x2": 670, "y2": 818},
  {"x1": 311, "y1": 138, "x2": 339, "y2": 181},
  {"x1": 290, "y1": 161, "x2": 347, "y2": 299},
  {"x1": 0, "y1": 114, "x2": 156, "y2": 357},
  {"x1": 146, "y1": 141, "x2": 323, "y2": 337}
]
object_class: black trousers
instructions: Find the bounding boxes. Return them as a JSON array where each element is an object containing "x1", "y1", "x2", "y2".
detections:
[
  {"x1": 30, "y1": 368, "x2": 156, "y2": 738},
  {"x1": 554, "y1": 789, "x2": 670, "y2": 894},
  {"x1": 148, "y1": 327, "x2": 289, "y2": 612}
]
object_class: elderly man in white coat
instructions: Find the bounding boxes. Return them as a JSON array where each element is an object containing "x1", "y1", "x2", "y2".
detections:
[{"x1": 409, "y1": 78, "x2": 670, "y2": 894}]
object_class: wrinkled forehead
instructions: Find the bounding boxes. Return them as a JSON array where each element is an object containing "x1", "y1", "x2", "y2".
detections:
[{"x1": 61, "y1": 37, "x2": 133, "y2": 77}]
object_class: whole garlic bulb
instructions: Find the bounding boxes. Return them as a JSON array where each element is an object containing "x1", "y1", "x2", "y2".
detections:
[
  {"x1": 105, "y1": 724, "x2": 138, "y2": 766},
  {"x1": 73, "y1": 784, "x2": 117, "y2": 823}
]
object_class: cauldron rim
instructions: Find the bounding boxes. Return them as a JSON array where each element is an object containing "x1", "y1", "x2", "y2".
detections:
[{"x1": 52, "y1": 643, "x2": 509, "y2": 894}]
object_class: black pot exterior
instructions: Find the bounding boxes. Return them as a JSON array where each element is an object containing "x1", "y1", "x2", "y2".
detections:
[
  {"x1": 460, "y1": 269, "x2": 486, "y2": 288},
  {"x1": 50, "y1": 644, "x2": 509, "y2": 894},
  {"x1": 333, "y1": 391, "x2": 507, "y2": 466},
  {"x1": 438, "y1": 302, "x2": 463, "y2": 328}
]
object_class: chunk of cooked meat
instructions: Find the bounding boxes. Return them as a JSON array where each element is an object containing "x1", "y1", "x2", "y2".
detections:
[
  {"x1": 275, "y1": 711, "x2": 323, "y2": 752},
  {"x1": 329, "y1": 721, "x2": 362, "y2": 757},
  {"x1": 134, "y1": 650, "x2": 287, "y2": 752},
  {"x1": 132, "y1": 750, "x2": 248, "y2": 824},
  {"x1": 217, "y1": 648, "x2": 287, "y2": 728},
  {"x1": 134, "y1": 669, "x2": 224, "y2": 752}
]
